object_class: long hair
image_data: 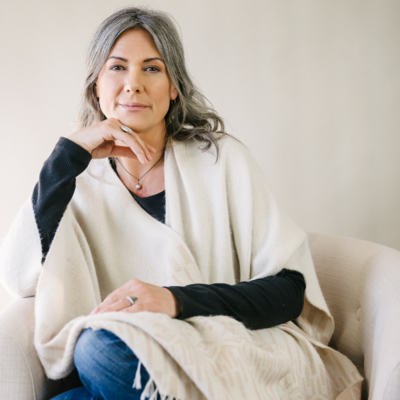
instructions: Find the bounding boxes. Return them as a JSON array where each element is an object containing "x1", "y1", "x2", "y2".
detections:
[{"x1": 76, "y1": 6, "x2": 227, "y2": 159}]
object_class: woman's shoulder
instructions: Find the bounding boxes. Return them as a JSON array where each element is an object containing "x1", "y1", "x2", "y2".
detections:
[
  {"x1": 216, "y1": 135, "x2": 260, "y2": 175},
  {"x1": 217, "y1": 134, "x2": 251, "y2": 157},
  {"x1": 172, "y1": 134, "x2": 253, "y2": 167}
]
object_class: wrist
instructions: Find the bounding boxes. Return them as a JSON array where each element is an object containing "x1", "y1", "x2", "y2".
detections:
[
  {"x1": 67, "y1": 133, "x2": 92, "y2": 154},
  {"x1": 174, "y1": 296, "x2": 183, "y2": 318},
  {"x1": 163, "y1": 287, "x2": 183, "y2": 318},
  {"x1": 168, "y1": 290, "x2": 182, "y2": 318}
]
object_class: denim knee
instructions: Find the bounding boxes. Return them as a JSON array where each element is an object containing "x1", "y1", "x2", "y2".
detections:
[
  {"x1": 73, "y1": 328, "x2": 101, "y2": 383},
  {"x1": 73, "y1": 328, "x2": 155, "y2": 399}
]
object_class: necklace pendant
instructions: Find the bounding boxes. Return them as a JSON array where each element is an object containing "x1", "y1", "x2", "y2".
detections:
[{"x1": 136, "y1": 182, "x2": 141, "y2": 190}]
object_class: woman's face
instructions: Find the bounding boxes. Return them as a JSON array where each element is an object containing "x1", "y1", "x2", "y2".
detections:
[{"x1": 95, "y1": 29, "x2": 178, "y2": 137}]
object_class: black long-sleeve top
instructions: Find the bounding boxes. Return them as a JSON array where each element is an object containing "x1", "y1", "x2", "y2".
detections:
[{"x1": 32, "y1": 137, "x2": 306, "y2": 330}]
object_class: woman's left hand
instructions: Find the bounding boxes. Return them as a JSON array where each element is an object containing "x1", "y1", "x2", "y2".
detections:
[{"x1": 90, "y1": 279, "x2": 182, "y2": 318}]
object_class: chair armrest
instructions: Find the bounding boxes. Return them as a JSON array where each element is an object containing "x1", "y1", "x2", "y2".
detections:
[
  {"x1": 362, "y1": 246, "x2": 400, "y2": 400},
  {"x1": 308, "y1": 232, "x2": 400, "y2": 400},
  {"x1": 0, "y1": 297, "x2": 61, "y2": 400}
]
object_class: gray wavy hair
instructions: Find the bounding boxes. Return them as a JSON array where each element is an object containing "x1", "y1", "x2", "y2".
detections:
[{"x1": 76, "y1": 6, "x2": 227, "y2": 158}]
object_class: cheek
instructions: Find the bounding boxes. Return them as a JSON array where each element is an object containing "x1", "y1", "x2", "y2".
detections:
[
  {"x1": 98, "y1": 77, "x2": 122, "y2": 114},
  {"x1": 99, "y1": 75, "x2": 121, "y2": 99},
  {"x1": 151, "y1": 81, "x2": 172, "y2": 111}
]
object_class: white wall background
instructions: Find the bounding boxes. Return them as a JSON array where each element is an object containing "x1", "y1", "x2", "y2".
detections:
[{"x1": 0, "y1": 0, "x2": 399, "y2": 256}]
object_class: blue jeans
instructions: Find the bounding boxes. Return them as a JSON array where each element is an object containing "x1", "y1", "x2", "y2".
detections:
[{"x1": 51, "y1": 328, "x2": 159, "y2": 400}]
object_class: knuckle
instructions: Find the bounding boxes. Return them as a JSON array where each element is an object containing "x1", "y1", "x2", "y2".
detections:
[{"x1": 108, "y1": 294, "x2": 119, "y2": 302}]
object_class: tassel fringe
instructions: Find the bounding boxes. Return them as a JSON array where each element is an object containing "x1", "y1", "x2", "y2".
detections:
[
  {"x1": 132, "y1": 360, "x2": 142, "y2": 390},
  {"x1": 134, "y1": 367, "x2": 177, "y2": 400},
  {"x1": 141, "y1": 378, "x2": 155, "y2": 400},
  {"x1": 149, "y1": 387, "x2": 159, "y2": 400}
]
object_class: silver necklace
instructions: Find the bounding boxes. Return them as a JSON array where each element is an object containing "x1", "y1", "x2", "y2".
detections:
[{"x1": 114, "y1": 154, "x2": 164, "y2": 190}]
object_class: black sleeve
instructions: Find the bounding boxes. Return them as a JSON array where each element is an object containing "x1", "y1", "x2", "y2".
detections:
[
  {"x1": 166, "y1": 268, "x2": 306, "y2": 330},
  {"x1": 32, "y1": 137, "x2": 92, "y2": 263},
  {"x1": 32, "y1": 137, "x2": 306, "y2": 331}
]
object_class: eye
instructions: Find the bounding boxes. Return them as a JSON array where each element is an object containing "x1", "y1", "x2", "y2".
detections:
[
  {"x1": 145, "y1": 66, "x2": 160, "y2": 72},
  {"x1": 110, "y1": 65, "x2": 125, "y2": 71}
]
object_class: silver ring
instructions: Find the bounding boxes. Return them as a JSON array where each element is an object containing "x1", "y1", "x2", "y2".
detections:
[
  {"x1": 126, "y1": 296, "x2": 138, "y2": 306},
  {"x1": 121, "y1": 125, "x2": 133, "y2": 135}
]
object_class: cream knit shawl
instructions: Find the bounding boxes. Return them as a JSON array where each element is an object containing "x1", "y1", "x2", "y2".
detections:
[{"x1": 0, "y1": 136, "x2": 362, "y2": 399}]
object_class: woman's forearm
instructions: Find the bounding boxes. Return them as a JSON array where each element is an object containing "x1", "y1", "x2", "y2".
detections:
[
  {"x1": 32, "y1": 137, "x2": 92, "y2": 263},
  {"x1": 166, "y1": 268, "x2": 306, "y2": 330}
]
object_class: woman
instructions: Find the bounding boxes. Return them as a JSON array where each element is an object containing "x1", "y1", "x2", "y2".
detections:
[{"x1": 0, "y1": 6, "x2": 362, "y2": 400}]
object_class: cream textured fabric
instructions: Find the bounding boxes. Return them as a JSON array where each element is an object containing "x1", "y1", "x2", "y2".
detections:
[
  {"x1": 1, "y1": 233, "x2": 399, "y2": 399},
  {"x1": 383, "y1": 365, "x2": 400, "y2": 400},
  {"x1": 0, "y1": 137, "x2": 362, "y2": 399},
  {"x1": 308, "y1": 233, "x2": 400, "y2": 400},
  {"x1": 0, "y1": 297, "x2": 61, "y2": 400}
]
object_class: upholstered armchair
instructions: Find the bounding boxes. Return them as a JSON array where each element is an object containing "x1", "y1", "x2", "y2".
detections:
[{"x1": 0, "y1": 232, "x2": 399, "y2": 399}]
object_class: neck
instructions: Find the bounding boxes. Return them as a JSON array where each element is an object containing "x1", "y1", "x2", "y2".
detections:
[
  {"x1": 114, "y1": 132, "x2": 167, "y2": 197},
  {"x1": 135, "y1": 127, "x2": 167, "y2": 153},
  {"x1": 115, "y1": 120, "x2": 167, "y2": 171},
  {"x1": 115, "y1": 152, "x2": 165, "y2": 197}
]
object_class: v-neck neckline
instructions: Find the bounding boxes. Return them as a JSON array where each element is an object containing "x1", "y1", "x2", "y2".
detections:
[{"x1": 108, "y1": 157, "x2": 165, "y2": 199}]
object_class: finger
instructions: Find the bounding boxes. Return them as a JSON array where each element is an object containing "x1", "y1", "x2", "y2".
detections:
[
  {"x1": 148, "y1": 145, "x2": 157, "y2": 153},
  {"x1": 99, "y1": 298, "x2": 133, "y2": 313},
  {"x1": 119, "y1": 304, "x2": 141, "y2": 314},
  {"x1": 130, "y1": 132, "x2": 153, "y2": 162},
  {"x1": 91, "y1": 303, "x2": 113, "y2": 315},
  {"x1": 123, "y1": 135, "x2": 148, "y2": 165},
  {"x1": 111, "y1": 120, "x2": 156, "y2": 162},
  {"x1": 90, "y1": 302, "x2": 109, "y2": 315},
  {"x1": 118, "y1": 130, "x2": 149, "y2": 164},
  {"x1": 110, "y1": 122, "x2": 151, "y2": 164},
  {"x1": 91, "y1": 294, "x2": 119, "y2": 314},
  {"x1": 109, "y1": 145, "x2": 138, "y2": 159},
  {"x1": 102, "y1": 123, "x2": 147, "y2": 164}
]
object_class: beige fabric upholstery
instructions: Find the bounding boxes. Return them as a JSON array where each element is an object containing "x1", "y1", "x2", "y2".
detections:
[
  {"x1": 0, "y1": 239, "x2": 14, "y2": 313},
  {"x1": 0, "y1": 282, "x2": 13, "y2": 313},
  {"x1": 0, "y1": 298, "x2": 61, "y2": 399},
  {"x1": 0, "y1": 233, "x2": 399, "y2": 399},
  {"x1": 308, "y1": 232, "x2": 400, "y2": 400}
]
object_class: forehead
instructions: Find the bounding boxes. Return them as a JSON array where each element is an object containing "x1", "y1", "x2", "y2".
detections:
[{"x1": 109, "y1": 29, "x2": 161, "y2": 58}]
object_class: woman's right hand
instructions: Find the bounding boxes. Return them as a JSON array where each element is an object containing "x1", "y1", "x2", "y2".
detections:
[{"x1": 67, "y1": 118, "x2": 156, "y2": 165}]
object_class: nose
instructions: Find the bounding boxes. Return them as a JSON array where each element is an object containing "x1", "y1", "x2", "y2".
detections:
[{"x1": 124, "y1": 68, "x2": 143, "y2": 94}]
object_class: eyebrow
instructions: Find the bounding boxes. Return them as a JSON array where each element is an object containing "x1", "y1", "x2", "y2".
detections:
[{"x1": 107, "y1": 56, "x2": 165, "y2": 64}]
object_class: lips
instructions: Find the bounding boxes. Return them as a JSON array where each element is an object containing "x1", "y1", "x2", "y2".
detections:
[{"x1": 120, "y1": 102, "x2": 148, "y2": 111}]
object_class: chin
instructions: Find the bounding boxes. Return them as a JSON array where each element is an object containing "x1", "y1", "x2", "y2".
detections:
[
  {"x1": 118, "y1": 119, "x2": 148, "y2": 134},
  {"x1": 112, "y1": 112, "x2": 165, "y2": 135},
  {"x1": 127, "y1": 120, "x2": 166, "y2": 136}
]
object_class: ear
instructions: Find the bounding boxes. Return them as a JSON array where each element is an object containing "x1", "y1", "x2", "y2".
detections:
[{"x1": 170, "y1": 84, "x2": 178, "y2": 101}]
